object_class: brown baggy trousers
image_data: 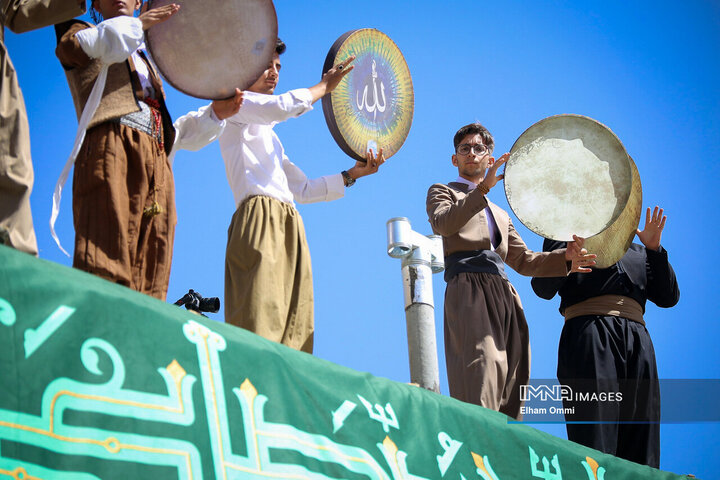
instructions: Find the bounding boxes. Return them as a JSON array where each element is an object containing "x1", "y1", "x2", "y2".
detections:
[
  {"x1": 72, "y1": 122, "x2": 176, "y2": 300},
  {"x1": 444, "y1": 271, "x2": 530, "y2": 420},
  {"x1": 225, "y1": 195, "x2": 314, "y2": 353},
  {"x1": 0, "y1": 41, "x2": 38, "y2": 255}
]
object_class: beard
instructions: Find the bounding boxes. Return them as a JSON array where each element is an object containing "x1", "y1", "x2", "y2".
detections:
[{"x1": 460, "y1": 165, "x2": 486, "y2": 181}]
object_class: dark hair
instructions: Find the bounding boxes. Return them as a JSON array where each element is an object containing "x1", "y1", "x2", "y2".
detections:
[
  {"x1": 276, "y1": 37, "x2": 286, "y2": 55},
  {"x1": 453, "y1": 123, "x2": 494, "y2": 152}
]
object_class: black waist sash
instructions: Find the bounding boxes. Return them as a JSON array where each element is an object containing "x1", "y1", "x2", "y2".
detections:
[{"x1": 444, "y1": 250, "x2": 507, "y2": 282}]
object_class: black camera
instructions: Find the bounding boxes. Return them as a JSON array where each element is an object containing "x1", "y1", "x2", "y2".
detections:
[{"x1": 174, "y1": 289, "x2": 220, "y2": 314}]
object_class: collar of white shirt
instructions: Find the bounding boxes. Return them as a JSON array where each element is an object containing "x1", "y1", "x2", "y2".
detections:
[{"x1": 454, "y1": 176, "x2": 478, "y2": 190}]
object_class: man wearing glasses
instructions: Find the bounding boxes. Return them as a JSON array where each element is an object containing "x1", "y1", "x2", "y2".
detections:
[{"x1": 426, "y1": 122, "x2": 595, "y2": 419}]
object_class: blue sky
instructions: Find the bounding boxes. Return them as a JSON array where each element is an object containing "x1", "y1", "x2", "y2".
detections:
[{"x1": 6, "y1": 0, "x2": 719, "y2": 477}]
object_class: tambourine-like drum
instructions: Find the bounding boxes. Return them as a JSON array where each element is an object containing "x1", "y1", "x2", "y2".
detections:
[
  {"x1": 584, "y1": 156, "x2": 643, "y2": 268},
  {"x1": 145, "y1": 0, "x2": 277, "y2": 99},
  {"x1": 504, "y1": 114, "x2": 632, "y2": 241},
  {"x1": 322, "y1": 29, "x2": 414, "y2": 162}
]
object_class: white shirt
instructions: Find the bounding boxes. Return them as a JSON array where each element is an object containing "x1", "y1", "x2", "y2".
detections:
[
  {"x1": 219, "y1": 89, "x2": 344, "y2": 208},
  {"x1": 454, "y1": 176, "x2": 500, "y2": 250},
  {"x1": 132, "y1": 44, "x2": 155, "y2": 99}
]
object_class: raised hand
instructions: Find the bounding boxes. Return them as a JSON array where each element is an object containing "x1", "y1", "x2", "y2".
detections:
[
  {"x1": 565, "y1": 234, "x2": 597, "y2": 273},
  {"x1": 139, "y1": 2, "x2": 179, "y2": 30},
  {"x1": 322, "y1": 55, "x2": 355, "y2": 93},
  {"x1": 309, "y1": 55, "x2": 356, "y2": 102},
  {"x1": 479, "y1": 152, "x2": 509, "y2": 191},
  {"x1": 636, "y1": 206, "x2": 666, "y2": 251},
  {"x1": 346, "y1": 148, "x2": 385, "y2": 181},
  {"x1": 211, "y1": 88, "x2": 244, "y2": 120}
]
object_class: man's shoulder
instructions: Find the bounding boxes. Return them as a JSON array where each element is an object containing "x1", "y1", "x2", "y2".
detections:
[
  {"x1": 427, "y1": 182, "x2": 464, "y2": 193},
  {"x1": 427, "y1": 182, "x2": 453, "y2": 198},
  {"x1": 55, "y1": 18, "x2": 92, "y2": 41}
]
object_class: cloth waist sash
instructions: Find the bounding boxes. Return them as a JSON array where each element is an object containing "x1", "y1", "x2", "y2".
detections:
[
  {"x1": 444, "y1": 249, "x2": 507, "y2": 282},
  {"x1": 563, "y1": 294, "x2": 645, "y2": 326},
  {"x1": 111, "y1": 99, "x2": 163, "y2": 147}
]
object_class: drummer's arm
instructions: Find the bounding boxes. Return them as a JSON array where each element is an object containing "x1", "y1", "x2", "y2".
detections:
[
  {"x1": 638, "y1": 206, "x2": 680, "y2": 308},
  {"x1": 506, "y1": 222, "x2": 569, "y2": 278},
  {"x1": 227, "y1": 89, "x2": 313, "y2": 126},
  {"x1": 307, "y1": 56, "x2": 355, "y2": 103},
  {"x1": 168, "y1": 110, "x2": 223, "y2": 160},
  {"x1": 426, "y1": 184, "x2": 488, "y2": 236},
  {"x1": 285, "y1": 149, "x2": 384, "y2": 204},
  {"x1": 56, "y1": 6, "x2": 177, "y2": 67},
  {"x1": 57, "y1": 16, "x2": 144, "y2": 67},
  {"x1": 530, "y1": 239, "x2": 569, "y2": 299},
  {"x1": 167, "y1": 90, "x2": 243, "y2": 160},
  {"x1": 284, "y1": 157, "x2": 344, "y2": 204}
]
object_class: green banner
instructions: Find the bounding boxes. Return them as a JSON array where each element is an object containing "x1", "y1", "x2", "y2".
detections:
[{"x1": 0, "y1": 245, "x2": 690, "y2": 479}]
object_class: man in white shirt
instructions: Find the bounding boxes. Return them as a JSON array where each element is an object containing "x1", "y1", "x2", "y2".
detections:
[{"x1": 219, "y1": 38, "x2": 383, "y2": 353}]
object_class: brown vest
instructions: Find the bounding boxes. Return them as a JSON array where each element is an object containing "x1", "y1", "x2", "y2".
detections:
[{"x1": 58, "y1": 20, "x2": 175, "y2": 153}]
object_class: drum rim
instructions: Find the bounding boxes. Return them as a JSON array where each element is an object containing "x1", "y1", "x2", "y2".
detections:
[
  {"x1": 584, "y1": 155, "x2": 643, "y2": 268},
  {"x1": 321, "y1": 28, "x2": 414, "y2": 162},
  {"x1": 322, "y1": 29, "x2": 361, "y2": 161}
]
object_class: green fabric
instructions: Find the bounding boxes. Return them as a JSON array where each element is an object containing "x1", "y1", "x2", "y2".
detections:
[{"x1": 0, "y1": 245, "x2": 690, "y2": 479}]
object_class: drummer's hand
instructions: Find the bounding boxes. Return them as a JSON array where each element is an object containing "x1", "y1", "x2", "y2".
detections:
[
  {"x1": 346, "y1": 148, "x2": 385, "y2": 181},
  {"x1": 478, "y1": 153, "x2": 508, "y2": 192},
  {"x1": 566, "y1": 234, "x2": 596, "y2": 273},
  {"x1": 636, "y1": 206, "x2": 666, "y2": 251},
  {"x1": 139, "y1": 2, "x2": 179, "y2": 30},
  {"x1": 309, "y1": 55, "x2": 355, "y2": 103},
  {"x1": 211, "y1": 88, "x2": 244, "y2": 120}
]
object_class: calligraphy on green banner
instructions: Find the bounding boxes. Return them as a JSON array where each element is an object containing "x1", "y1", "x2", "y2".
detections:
[{"x1": 0, "y1": 246, "x2": 690, "y2": 479}]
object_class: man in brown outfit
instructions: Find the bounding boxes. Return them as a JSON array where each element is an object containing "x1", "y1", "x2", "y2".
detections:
[
  {"x1": 55, "y1": 0, "x2": 242, "y2": 299},
  {"x1": 426, "y1": 122, "x2": 595, "y2": 419},
  {"x1": 1, "y1": 0, "x2": 85, "y2": 254}
]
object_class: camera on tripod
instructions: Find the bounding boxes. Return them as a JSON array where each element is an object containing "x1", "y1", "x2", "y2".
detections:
[{"x1": 174, "y1": 289, "x2": 220, "y2": 315}]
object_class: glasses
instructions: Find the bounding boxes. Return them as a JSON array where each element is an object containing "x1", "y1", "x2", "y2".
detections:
[{"x1": 456, "y1": 143, "x2": 490, "y2": 156}]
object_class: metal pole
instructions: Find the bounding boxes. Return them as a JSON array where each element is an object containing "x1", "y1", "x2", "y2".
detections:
[{"x1": 387, "y1": 218, "x2": 444, "y2": 393}]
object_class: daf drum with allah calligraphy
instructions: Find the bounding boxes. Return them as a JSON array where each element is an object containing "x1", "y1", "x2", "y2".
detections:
[
  {"x1": 145, "y1": 0, "x2": 277, "y2": 100},
  {"x1": 504, "y1": 114, "x2": 633, "y2": 241},
  {"x1": 322, "y1": 29, "x2": 414, "y2": 162}
]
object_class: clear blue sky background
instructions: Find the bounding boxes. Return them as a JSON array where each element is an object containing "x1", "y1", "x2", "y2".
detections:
[{"x1": 6, "y1": 0, "x2": 719, "y2": 477}]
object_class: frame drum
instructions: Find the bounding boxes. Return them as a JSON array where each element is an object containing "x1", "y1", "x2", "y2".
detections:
[
  {"x1": 584, "y1": 156, "x2": 642, "y2": 268},
  {"x1": 322, "y1": 29, "x2": 414, "y2": 162},
  {"x1": 145, "y1": 0, "x2": 277, "y2": 100},
  {"x1": 504, "y1": 114, "x2": 632, "y2": 241}
]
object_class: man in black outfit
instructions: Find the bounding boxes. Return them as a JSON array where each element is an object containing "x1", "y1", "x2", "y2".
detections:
[{"x1": 531, "y1": 206, "x2": 679, "y2": 468}]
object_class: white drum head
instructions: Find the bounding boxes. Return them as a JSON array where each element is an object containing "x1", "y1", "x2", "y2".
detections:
[
  {"x1": 504, "y1": 114, "x2": 631, "y2": 241},
  {"x1": 145, "y1": 0, "x2": 277, "y2": 100}
]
